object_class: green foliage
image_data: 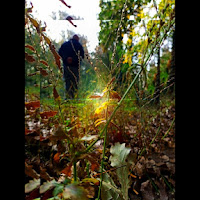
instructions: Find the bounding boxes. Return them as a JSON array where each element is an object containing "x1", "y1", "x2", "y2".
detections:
[
  {"x1": 100, "y1": 143, "x2": 135, "y2": 200},
  {"x1": 98, "y1": 0, "x2": 175, "y2": 102},
  {"x1": 110, "y1": 143, "x2": 133, "y2": 200},
  {"x1": 101, "y1": 172, "x2": 123, "y2": 200}
]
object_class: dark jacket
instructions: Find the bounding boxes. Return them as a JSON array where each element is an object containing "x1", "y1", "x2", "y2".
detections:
[{"x1": 58, "y1": 39, "x2": 84, "y2": 67}]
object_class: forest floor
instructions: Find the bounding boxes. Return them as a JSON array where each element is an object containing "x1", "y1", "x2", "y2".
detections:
[{"x1": 25, "y1": 93, "x2": 175, "y2": 200}]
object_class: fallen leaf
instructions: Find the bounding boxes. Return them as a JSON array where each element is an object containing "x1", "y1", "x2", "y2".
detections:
[
  {"x1": 62, "y1": 184, "x2": 88, "y2": 200},
  {"x1": 80, "y1": 135, "x2": 98, "y2": 141},
  {"x1": 40, "y1": 179, "x2": 57, "y2": 194},
  {"x1": 49, "y1": 125, "x2": 70, "y2": 142},
  {"x1": 25, "y1": 179, "x2": 40, "y2": 193},
  {"x1": 53, "y1": 152, "x2": 61, "y2": 163},
  {"x1": 25, "y1": 101, "x2": 40, "y2": 110},
  {"x1": 25, "y1": 162, "x2": 40, "y2": 179},
  {"x1": 25, "y1": 128, "x2": 34, "y2": 135},
  {"x1": 40, "y1": 166, "x2": 53, "y2": 181},
  {"x1": 140, "y1": 180, "x2": 155, "y2": 200},
  {"x1": 61, "y1": 163, "x2": 72, "y2": 177},
  {"x1": 79, "y1": 154, "x2": 100, "y2": 172},
  {"x1": 161, "y1": 155, "x2": 169, "y2": 162},
  {"x1": 25, "y1": 188, "x2": 40, "y2": 200},
  {"x1": 91, "y1": 162, "x2": 99, "y2": 172},
  {"x1": 40, "y1": 111, "x2": 58, "y2": 119},
  {"x1": 83, "y1": 185, "x2": 96, "y2": 198}
]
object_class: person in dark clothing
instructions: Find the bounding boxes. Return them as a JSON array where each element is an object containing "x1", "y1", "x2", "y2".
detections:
[{"x1": 58, "y1": 34, "x2": 84, "y2": 99}]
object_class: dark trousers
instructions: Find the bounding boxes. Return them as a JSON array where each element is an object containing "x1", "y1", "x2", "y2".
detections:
[{"x1": 63, "y1": 65, "x2": 79, "y2": 99}]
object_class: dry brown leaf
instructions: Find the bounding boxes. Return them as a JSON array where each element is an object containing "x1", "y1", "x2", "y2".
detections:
[
  {"x1": 25, "y1": 162, "x2": 40, "y2": 179},
  {"x1": 61, "y1": 163, "x2": 72, "y2": 177},
  {"x1": 25, "y1": 101, "x2": 40, "y2": 110},
  {"x1": 40, "y1": 111, "x2": 58, "y2": 119}
]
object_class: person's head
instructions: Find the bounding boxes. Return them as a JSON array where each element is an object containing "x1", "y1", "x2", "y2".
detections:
[{"x1": 72, "y1": 34, "x2": 79, "y2": 41}]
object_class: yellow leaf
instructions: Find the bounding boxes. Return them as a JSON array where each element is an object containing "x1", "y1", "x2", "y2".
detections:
[
  {"x1": 81, "y1": 178, "x2": 99, "y2": 185},
  {"x1": 95, "y1": 101, "x2": 109, "y2": 114},
  {"x1": 102, "y1": 87, "x2": 108, "y2": 94},
  {"x1": 94, "y1": 118, "x2": 106, "y2": 124},
  {"x1": 95, "y1": 120, "x2": 106, "y2": 127}
]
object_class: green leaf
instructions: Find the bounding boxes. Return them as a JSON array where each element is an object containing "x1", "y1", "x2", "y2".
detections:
[
  {"x1": 109, "y1": 143, "x2": 133, "y2": 200},
  {"x1": 52, "y1": 184, "x2": 64, "y2": 196},
  {"x1": 110, "y1": 143, "x2": 131, "y2": 167},
  {"x1": 100, "y1": 173, "x2": 123, "y2": 200},
  {"x1": 62, "y1": 184, "x2": 88, "y2": 200},
  {"x1": 63, "y1": 177, "x2": 71, "y2": 185}
]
